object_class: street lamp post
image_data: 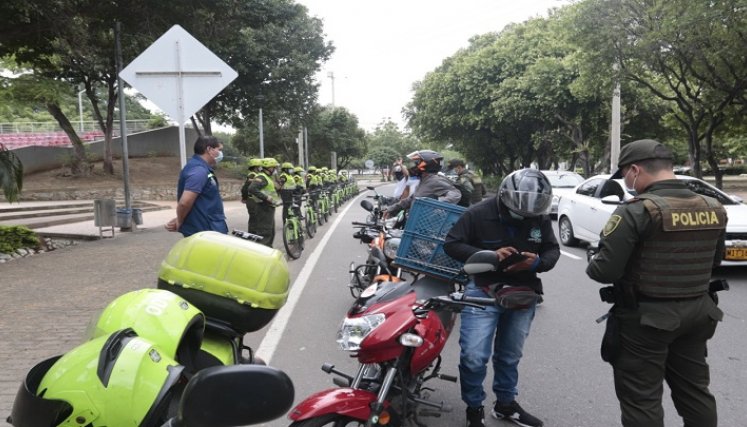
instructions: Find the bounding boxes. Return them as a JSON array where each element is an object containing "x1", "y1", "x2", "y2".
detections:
[
  {"x1": 257, "y1": 94, "x2": 265, "y2": 158},
  {"x1": 77, "y1": 88, "x2": 86, "y2": 133}
]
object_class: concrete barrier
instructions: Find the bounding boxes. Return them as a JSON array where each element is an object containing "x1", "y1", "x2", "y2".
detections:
[{"x1": 14, "y1": 126, "x2": 198, "y2": 174}]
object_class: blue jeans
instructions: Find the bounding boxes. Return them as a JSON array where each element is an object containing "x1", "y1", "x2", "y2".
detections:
[{"x1": 459, "y1": 281, "x2": 537, "y2": 407}]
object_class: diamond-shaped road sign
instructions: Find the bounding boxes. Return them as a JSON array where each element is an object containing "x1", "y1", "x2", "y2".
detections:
[{"x1": 119, "y1": 25, "x2": 237, "y2": 123}]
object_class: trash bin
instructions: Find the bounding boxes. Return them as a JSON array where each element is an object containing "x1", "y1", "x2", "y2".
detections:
[
  {"x1": 131, "y1": 208, "x2": 143, "y2": 225},
  {"x1": 93, "y1": 199, "x2": 116, "y2": 227},
  {"x1": 116, "y1": 208, "x2": 132, "y2": 228}
]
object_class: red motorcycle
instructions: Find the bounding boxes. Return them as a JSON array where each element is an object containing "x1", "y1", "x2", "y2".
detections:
[{"x1": 288, "y1": 252, "x2": 497, "y2": 427}]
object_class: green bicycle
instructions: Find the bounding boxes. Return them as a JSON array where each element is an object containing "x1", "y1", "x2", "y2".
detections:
[
  {"x1": 302, "y1": 194, "x2": 317, "y2": 238},
  {"x1": 318, "y1": 190, "x2": 331, "y2": 224},
  {"x1": 282, "y1": 196, "x2": 305, "y2": 259}
]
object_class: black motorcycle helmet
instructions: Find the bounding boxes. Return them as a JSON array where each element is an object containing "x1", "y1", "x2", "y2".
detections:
[
  {"x1": 407, "y1": 150, "x2": 443, "y2": 176},
  {"x1": 498, "y1": 169, "x2": 553, "y2": 218}
]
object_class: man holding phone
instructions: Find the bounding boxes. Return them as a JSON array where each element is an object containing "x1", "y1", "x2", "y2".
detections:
[{"x1": 445, "y1": 169, "x2": 560, "y2": 427}]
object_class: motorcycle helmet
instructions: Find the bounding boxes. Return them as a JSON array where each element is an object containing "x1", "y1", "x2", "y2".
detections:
[
  {"x1": 247, "y1": 158, "x2": 262, "y2": 169},
  {"x1": 307, "y1": 165, "x2": 317, "y2": 173},
  {"x1": 407, "y1": 150, "x2": 443, "y2": 176},
  {"x1": 9, "y1": 329, "x2": 185, "y2": 427},
  {"x1": 294, "y1": 166, "x2": 303, "y2": 174},
  {"x1": 260, "y1": 158, "x2": 279, "y2": 169},
  {"x1": 498, "y1": 168, "x2": 553, "y2": 218},
  {"x1": 87, "y1": 289, "x2": 205, "y2": 372}
]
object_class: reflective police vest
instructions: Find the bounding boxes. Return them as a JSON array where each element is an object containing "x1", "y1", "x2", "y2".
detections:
[
  {"x1": 280, "y1": 173, "x2": 297, "y2": 191},
  {"x1": 629, "y1": 193, "x2": 726, "y2": 298},
  {"x1": 294, "y1": 174, "x2": 306, "y2": 190},
  {"x1": 256, "y1": 172, "x2": 279, "y2": 204}
]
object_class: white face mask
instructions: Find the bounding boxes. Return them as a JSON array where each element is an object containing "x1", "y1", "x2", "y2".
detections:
[
  {"x1": 623, "y1": 166, "x2": 638, "y2": 192},
  {"x1": 214, "y1": 150, "x2": 224, "y2": 163}
]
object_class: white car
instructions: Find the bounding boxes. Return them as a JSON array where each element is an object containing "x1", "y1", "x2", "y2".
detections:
[
  {"x1": 541, "y1": 170, "x2": 586, "y2": 218},
  {"x1": 556, "y1": 174, "x2": 747, "y2": 266}
]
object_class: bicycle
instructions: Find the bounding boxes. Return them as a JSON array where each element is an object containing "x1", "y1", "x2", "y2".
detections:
[
  {"x1": 301, "y1": 194, "x2": 317, "y2": 238},
  {"x1": 282, "y1": 197, "x2": 305, "y2": 259},
  {"x1": 318, "y1": 190, "x2": 331, "y2": 223}
]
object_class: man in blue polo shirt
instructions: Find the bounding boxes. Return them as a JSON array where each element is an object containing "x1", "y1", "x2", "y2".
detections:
[{"x1": 165, "y1": 135, "x2": 228, "y2": 236}]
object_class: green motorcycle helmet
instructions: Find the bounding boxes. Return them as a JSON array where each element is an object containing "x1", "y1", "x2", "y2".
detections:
[
  {"x1": 247, "y1": 158, "x2": 262, "y2": 169},
  {"x1": 88, "y1": 289, "x2": 205, "y2": 372},
  {"x1": 9, "y1": 329, "x2": 185, "y2": 427},
  {"x1": 307, "y1": 166, "x2": 317, "y2": 173}
]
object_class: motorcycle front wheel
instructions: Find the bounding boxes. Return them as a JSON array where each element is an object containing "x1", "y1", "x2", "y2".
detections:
[{"x1": 289, "y1": 414, "x2": 365, "y2": 427}]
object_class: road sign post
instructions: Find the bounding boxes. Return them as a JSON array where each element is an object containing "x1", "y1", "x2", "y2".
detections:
[{"x1": 119, "y1": 25, "x2": 238, "y2": 167}]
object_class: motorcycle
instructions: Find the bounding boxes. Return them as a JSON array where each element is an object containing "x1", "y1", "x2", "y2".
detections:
[
  {"x1": 288, "y1": 251, "x2": 501, "y2": 427},
  {"x1": 347, "y1": 193, "x2": 410, "y2": 299},
  {"x1": 87, "y1": 229, "x2": 288, "y2": 371},
  {"x1": 9, "y1": 331, "x2": 294, "y2": 427},
  {"x1": 362, "y1": 186, "x2": 397, "y2": 225},
  {"x1": 8, "y1": 229, "x2": 295, "y2": 427}
]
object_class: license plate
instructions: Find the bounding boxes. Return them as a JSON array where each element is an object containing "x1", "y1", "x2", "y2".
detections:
[{"x1": 725, "y1": 247, "x2": 747, "y2": 260}]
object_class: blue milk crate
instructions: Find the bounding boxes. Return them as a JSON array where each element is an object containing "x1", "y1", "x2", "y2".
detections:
[{"x1": 395, "y1": 198, "x2": 467, "y2": 281}]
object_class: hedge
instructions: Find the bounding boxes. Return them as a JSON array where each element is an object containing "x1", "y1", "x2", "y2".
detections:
[{"x1": 0, "y1": 225, "x2": 40, "y2": 254}]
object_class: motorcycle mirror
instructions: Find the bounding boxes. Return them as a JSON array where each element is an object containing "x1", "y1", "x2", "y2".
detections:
[
  {"x1": 360, "y1": 199, "x2": 374, "y2": 212},
  {"x1": 463, "y1": 250, "x2": 499, "y2": 274},
  {"x1": 169, "y1": 365, "x2": 294, "y2": 427}
]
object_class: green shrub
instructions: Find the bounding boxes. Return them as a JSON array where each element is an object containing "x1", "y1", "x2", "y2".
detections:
[{"x1": 0, "y1": 225, "x2": 40, "y2": 253}]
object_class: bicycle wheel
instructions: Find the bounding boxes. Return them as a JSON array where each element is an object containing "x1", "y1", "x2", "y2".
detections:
[
  {"x1": 305, "y1": 209, "x2": 316, "y2": 238},
  {"x1": 283, "y1": 219, "x2": 303, "y2": 259}
]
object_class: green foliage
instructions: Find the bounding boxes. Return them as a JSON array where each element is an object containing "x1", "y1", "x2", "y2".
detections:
[
  {"x1": 0, "y1": 225, "x2": 39, "y2": 253},
  {"x1": 305, "y1": 106, "x2": 365, "y2": 168}
]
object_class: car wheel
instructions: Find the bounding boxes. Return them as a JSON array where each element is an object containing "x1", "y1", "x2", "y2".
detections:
[{"x1": 559, "y1": 216, "x2": 579, "y2": 247}]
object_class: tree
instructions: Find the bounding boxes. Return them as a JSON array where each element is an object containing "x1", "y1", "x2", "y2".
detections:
[
  {"x1": 0, "y1": 144, "x2": 23, "y2": 202},
  {"x1": 570, "y1": 0, "x2": 747, "y2": 186},
  {"x1": 306, "y1": 106, "x2": 365, "y2": 169},
  {"x1": 365, "y1": 119, "x2": 421, "y2": 159},
  {"x1": 0, "y1": 0, "x2": 331, "y2": 175}
]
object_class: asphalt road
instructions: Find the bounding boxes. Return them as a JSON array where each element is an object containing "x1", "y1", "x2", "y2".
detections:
[{"x1": 1, "y1": 184, "x2": 745, "y2": 427}]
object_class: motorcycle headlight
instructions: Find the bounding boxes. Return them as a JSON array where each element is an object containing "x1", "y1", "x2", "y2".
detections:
[
  {"x1": 336, "y1": 313, "x2": 386, "y2": 351},
  {"x1": 383, "y1": 237, "x2": 401, "y2": 260}
]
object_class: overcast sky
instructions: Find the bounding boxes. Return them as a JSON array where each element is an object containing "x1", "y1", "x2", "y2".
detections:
[{"x1": 296, "y1": 0, "x2": 565, "y2": 132}]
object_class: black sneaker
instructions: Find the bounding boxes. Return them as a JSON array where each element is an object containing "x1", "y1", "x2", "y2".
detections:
[
  {"x1": 491, "y1": 401, "x2": 543, "y2": 427},
  {"x1": 465, "y1": 405, "x2": 485, "y2": 427}
]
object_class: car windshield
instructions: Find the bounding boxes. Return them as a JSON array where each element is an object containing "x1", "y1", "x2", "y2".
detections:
[{"x1": 547, "y1": 173, "x2": 584, "y2": 188}]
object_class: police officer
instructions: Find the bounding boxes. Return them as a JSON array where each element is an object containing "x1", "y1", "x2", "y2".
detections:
[
  {"x1": 278, "y1": 162, "x2": 298, "y2": 222},
  {"x1": 247, "y1": 158, "x2": 281, "y2": 247},
  {"x1": 241, "y1": 158, "x2": 263, "y2": 231},
  {"x1": 586, "y1": 139, "x2": 727, "y2": 427},
  {"x1": 447, "y1": 159, "x2": 486, "y2": 207}
]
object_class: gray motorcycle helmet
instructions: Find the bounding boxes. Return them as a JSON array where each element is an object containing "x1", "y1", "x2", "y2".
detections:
[{"x1": 498, "y1": 169, "x2": 553, "y2": 218}]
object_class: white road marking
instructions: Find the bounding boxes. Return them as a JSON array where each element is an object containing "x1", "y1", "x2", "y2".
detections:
[
  {"x1": 561, "y1": 250, "x2": 582, "y2": 260},
  {"x1": 256, "y1": 193, "x2": 364, "y2": 364}
]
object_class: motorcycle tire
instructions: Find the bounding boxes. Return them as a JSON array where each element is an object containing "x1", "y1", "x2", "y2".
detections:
[
  {"x1": 316, "y1": 209, "x2": 324, "y2": 226},
  {"x1": 323, "y1": 209, "x2": 330, "y2": 223},
  {"x1": 305, "y1": 211, "x2": 317, "y2": 238},
  {"x1": 289, "y1": 413, "x2": 365, "y2": 427},
  {"x1": 283, "y1": 220, "x2": 303, "y2": 259}
]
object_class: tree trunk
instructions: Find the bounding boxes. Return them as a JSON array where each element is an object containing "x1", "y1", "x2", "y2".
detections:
[{"x1": 46, "y1": 102, "x2": 89, "y2": 176}]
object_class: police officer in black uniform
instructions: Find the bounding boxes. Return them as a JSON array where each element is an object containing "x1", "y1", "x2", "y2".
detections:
[{"x1": 587, "y1": 139, "x2": 727, "y2": 427}]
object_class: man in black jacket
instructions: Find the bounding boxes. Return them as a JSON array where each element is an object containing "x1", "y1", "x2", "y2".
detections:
[{"x1": 444, "y1": 169, "x2": 560, "y2": 427}]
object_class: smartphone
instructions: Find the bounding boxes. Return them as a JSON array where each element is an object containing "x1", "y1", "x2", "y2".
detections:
[{"x1": 497, "y1": 252, "x2": 527, "y2": 270}]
